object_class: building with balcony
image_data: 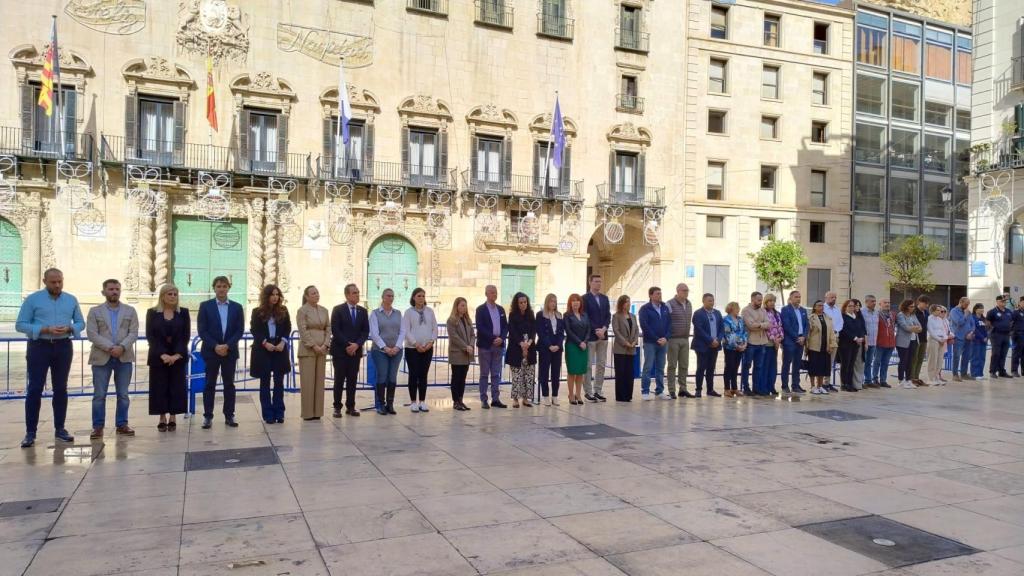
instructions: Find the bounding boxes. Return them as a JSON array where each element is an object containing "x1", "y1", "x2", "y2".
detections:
[
  {"x1": 683, "y1": 0, "x2": 854, "y2": 304},
  {"x1": 849, "y1": 2, "x2": 972, "y2": 304},
  {"x1": 967, "y1": 0, "x2": 1024, "y2": 302}
]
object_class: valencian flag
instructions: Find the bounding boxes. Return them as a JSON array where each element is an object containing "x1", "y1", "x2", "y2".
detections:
[
  {"x1": 37, "y1": 16, "x2": 59, "y2": 117},
  {"x1": 206, "y1": 54, "x2": 218, "y2": 131}
]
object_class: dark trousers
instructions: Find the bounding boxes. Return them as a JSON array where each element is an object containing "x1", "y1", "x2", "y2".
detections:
[
  {"x1": 405, "y1": 348, "x2": 432, "y2": 402},
  {"x1": 723, "y1": 349, "x2": 742, "y2": 391},
  {"x1": 695, "y1": 348, "x2": 719, "y2": 393},
  {"x1": 990, "y1": 332, "x2": 1010, "y2": 375},
  {"x1": 613, "y1": 353, "x2": 634, "y2": 401},
  {"x1": 538, "y1": 348, "x2": 562, "y2": 397},
  {"x1": 781, "y1": 343, "x2": 803, "y2": 390},
  {"x1": 1011, "y1": 334, "x2": 1024, "y2": 373},
  {"x1": 897, "y1": 342, "x2": 916, "y2": 381},
  {"x1": 332, "y1": 354, "x2": 361, "y2": 410},
  {"x1": 203, "y1": 355, "x2": 237, "y2": 419},
  {"x1": 839, "y1": 343, "x2": 858, "y2": 390},
  {"x1": 450, "y1": 364, "x2": 469, "y2": 402},
  {"x1": 25, "y1": 339, "x2": 73, "y2": 436},
  {"x1": 259, "y1": 371, "x2": 286, "y2": 422}
]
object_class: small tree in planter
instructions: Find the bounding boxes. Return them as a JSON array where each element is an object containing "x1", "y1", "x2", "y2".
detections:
[
  {"x1": 881, "y1": 235, "x2": 943, "y2": 301},
  {"x1": 749, "y1": 239, "x2": 808, "y2": 301}
]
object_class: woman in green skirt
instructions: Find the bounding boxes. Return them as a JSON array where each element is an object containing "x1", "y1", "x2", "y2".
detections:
[{"x1": 564, "y1": 293, "x2": 591, "y2": 405}]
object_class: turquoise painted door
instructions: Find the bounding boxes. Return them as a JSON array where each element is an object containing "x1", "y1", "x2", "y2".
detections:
[
  {"x1": 172, "y1": 218, "x2": 248, "y2": 312},
  {"x1": 501, "y1": 265, "x2": 536, "y2": 307},
  {"x1": 0, "y1": 218, "x2": 22, "y2": 321},
  {"x1": 367, "y1": 235, "x2": 418, "y2": 308}
]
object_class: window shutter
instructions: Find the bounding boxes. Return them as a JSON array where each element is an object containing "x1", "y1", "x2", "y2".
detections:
[
  {"x1": 237, "y1": 109, "x2": 249, "y2": 172},
  {"x1": 470, "y1": 135, "x2": 479, "y2": 186},
  {"x1": 62, "y1": 89, "x2": 78, "y2": 157},
  {"x1": 501, "y1": 136, "x2": 512, "y2": 190},
  {"x1": 561, "y1": 146, "x2": 571, "y2": 191},
  {"x1": 20, "y1": 84, "x2": 34, "y2": 149},
  {"x1": 637, "y1": 152, "x2": 646, "y2": 198},
  {"x1": 124, "y1": 94, "x2": 138, "y2": 157},
  {"x1": 401, "y1": 126, "x2": 410, "y2": 181},
  {"x1": 364, "y1": 122, "x2": 375, "y2": 180},
  {"x1": 439, "y1": 129, "x2": 449, "y2": 179},
  {"x1": 322, "y1": 117, "x2": 333, "y2": 176},
  {"x1": 608, "y1": 150, "x2": 616, "y2": 191},
  {"x1": 172, "y1": 100, "x2": 186, "y2": 166},
  {"x1": 277, "y1": 113, "x2": 289, "y2": 174}
]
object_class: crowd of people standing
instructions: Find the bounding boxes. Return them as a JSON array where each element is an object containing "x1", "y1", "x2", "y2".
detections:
[{"x1": 13, "y1": 268, "x2": 1018, "y2": 449}]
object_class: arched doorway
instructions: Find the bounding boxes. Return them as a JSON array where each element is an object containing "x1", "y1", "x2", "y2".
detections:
[
  {"x1": 0, "y1": 217, "x2": 22, "y2": 320},
  {"x1": 367, "y1": 235, "x2": 418, "y2": 308},
  {"x1": 586, "y1": 223, "x2": 656, "y2": 305}
]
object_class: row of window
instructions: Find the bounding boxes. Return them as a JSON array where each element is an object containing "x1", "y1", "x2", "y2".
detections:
[
  {"x1": 708, "y1": 59, "x2": 832, "y2": 106},
  {"x1": 855, "y1": 74, "x2": 969, "y2": 131},
  {"x1": 710, "y1": 4, "x2": 832, "y2": 55},
  {"x1": 707, "y1": 110, "x2": 830, "y2": 145},
  {"x1": 854, "y1": 122, "x2": 969, "y2": 175},
  {"x1": 853, "y1": 171, "x2": 966, "y2": 220},
  {"x1": 704, "y1": 162, "x2": 827, "y2": 207},
  {"x1": 853, "y1": 218, "x2": 967, "y2": 260},
  {"x1": 704, "y1": 216, "x2": 826, "y2": 245},
  {"x1": 856, "y1": 10, "x2": 971, "y2": 86}
]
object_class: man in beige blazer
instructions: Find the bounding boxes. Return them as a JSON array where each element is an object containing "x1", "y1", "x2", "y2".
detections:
[{"x1": 87, "y1": 279, "x2": 139, "y2": 438}]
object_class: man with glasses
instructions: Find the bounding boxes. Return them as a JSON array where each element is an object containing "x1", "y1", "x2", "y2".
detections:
[{"x1": 666, "y1": 283, "x2": 695, "y2": 398}]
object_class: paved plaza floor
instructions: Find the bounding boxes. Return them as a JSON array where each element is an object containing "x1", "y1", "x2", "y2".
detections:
[{"x1": 1, "y1": 379, "x2": 1023, "y2": 576}]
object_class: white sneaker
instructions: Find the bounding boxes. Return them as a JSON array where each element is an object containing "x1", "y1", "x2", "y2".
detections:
[
  {"x1": 410, "y1": 403, "x2": 420, "y2": 413},
  {"x1": 551, "y1": 397, "x2": 560, "y2": 406},
  {"x1": 658, "y1": 392, "x2": 672, "y2": 400},
  {"x1": 810, "y1": 387, "x2": 822, "y2": 395},
  {"x1": 901, "y1": 380, "x2": 915, "y2": 389},
  {"x1": 641, "y1": 393, "x2": 653, "y2": 401},
  {"x1": 419, "y1": 401, "x2": 429, "y2": 412}
]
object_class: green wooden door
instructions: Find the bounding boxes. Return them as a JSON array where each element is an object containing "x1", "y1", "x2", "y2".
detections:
[
  {"x1": 501, "y1": 265, "x2": 536, "y2": 306},
  {"x1": 172, "y1": 218, "x2": 248, "y2": 311},
  {"x1": 367, "y1": 235, "x2": 418, "y2": 308},
  {"x1": 0, "y1": 218, "x2": 22, "y2": 321}
]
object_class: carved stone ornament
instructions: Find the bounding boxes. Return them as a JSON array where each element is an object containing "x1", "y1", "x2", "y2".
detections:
[
  {"x1": 122, "y1": 57, "x2": 195, "y2": 89},
  {"x1": 320, "y1": 86, "x2": 380, "y2": 114},
  {"x1": 9, "y1": 44, "x2": 92, "y2": 76},
  {"x1": 466, "y1": 104, "x2": 518, "y2": 129},
  {"x1": 607, "y1": 122, "x2": 652, "y2": 145},
  {"x1": 230, "y1": 73, "x2": 296, "y2": 101},
  {"x1": 530, "y1": 113, "x2": 577, "y2": 137},
  {"x1": 398, "y1": 95, "x2": 453, "y2": 120},
  {"x1": 176, "y1": 0, "x2": 249, "y2": 64},
  {"x1": 64, "y1": 0, "x2": 147, "y2": 36},
  {"x1": 873, "y1": 0, "x2": 970, "y2": 28},
  {"x1": 277, "y1": 23, "x2": 373, "y2": 68}
]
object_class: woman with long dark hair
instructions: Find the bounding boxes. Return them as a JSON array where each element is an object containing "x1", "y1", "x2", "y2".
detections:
[
  {"x1": 506, "y1": 292, "x2": 538, "y2": 408},
  {"x1": 446, "y1": 297, "x2": 475, "y2": 411},
  {"x1": 896, "y1": 299, "x2": 922, "y2": 389},
  {"x1": 611, "y1": 295, "x2": 639, "y2": 401},
  {"x1": 402, "y1": 287, "x2": 437, "y2": 412},
  {"x1": 250, "y1": 284, "x2": 291, "y2": 424}
]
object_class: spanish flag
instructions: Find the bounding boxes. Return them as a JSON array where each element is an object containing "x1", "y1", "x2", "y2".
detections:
[
  {"x1": 37, "y1": 17, "x2": 59, "y2": 118},
  {"x1": 206, "y1": 54, "x2": 218, "y2": 132}
]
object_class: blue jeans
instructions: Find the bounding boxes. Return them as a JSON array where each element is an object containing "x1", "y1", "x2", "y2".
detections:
[
  {"x1": 971, "y1": 340, "x2": 987, "y2": 377},
  {"x1": 781, "y1": 343, "x2": 803, "y2": 390},
  {"x1": 742, "y1": 345, "x2": 765, "y2": 394},
  {"x1": 754, "y1": 345, "x2": 777, "y2": 395},
  {"x1": 873, "y1": 347, "x2": 895, "y2": 384},
  {"x1": 478, "y1": 346, "x2": 504, "y2": 402},
  {"x1": 863, "y1": 346, "x2": 876, "y2": 383},
  {"x1": 371, "y1": 348, "x2": 404, "y2": 408},
  {"x1": 259, "y1": 371, "x2": 286, "y2": 422},
  {"x1": 952, "y1": 338, "x2": 971, "y2": 376},
  {"x1": 641, "y1": 342, "x2": 667, "y2": 395},
  {"x1": 92, "y1": 357, "x2": 133, "y2": 428}
]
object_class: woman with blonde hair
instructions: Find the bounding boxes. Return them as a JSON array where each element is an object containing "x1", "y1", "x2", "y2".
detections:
[
  {"x1": 722, "y1": 301, "x2": 747, "y2": 397},
  {"x1": 446, "y1": 297, "x2": 475, "y2": 411},
  {"x1": 146, "y1": 284, "x2": 190, "y2": 431},
  {"x1": 536, "y1": 293, "x2": 565, "y2": 405},
  {"x1": 296, "y1": 285, "x2": 330, "y2": 419},
  {"x1": 926, "y1": 304, "x2": 951, "y2": 386}
]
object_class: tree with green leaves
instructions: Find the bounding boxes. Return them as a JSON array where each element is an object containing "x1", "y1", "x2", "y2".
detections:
[
  {"x1": 748, "y1": 239, "x2": 808, "y2": 300},
  {"x1": 881, "y1": 235, "x2": 943, "y2": 300}
]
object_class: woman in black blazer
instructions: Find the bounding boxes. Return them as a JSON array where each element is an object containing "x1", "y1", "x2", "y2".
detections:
[
  {"x1": 147, "y1": 284, "x2": 190, "y2": 431},
  {"x1": 250, "y1": 285, "x2": 292, "y2": 424},
  {"x1": 505, "y1": 292, "x2": 538, "y2": 408},
  {"x1": 536, "y1": 293, "x2": 566, "y2": 406},
  {"x1": 837, "y1": 299, "x2": 865, "y2": 392}
]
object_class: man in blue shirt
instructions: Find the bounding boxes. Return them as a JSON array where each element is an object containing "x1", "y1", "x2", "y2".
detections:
[
  {"x1": 582, "y1": 274, "x2": 611, "y2": 402},
  {"x1": 639, "y1": 287, "x2": 672, "y2": 400},
  {"x1": 197, "y1": 276, "x2": 245, "y2": 428},
  {"x1": 15, "y1": 268, "x2": 84, "y2": 448},
  {"x1": 948, "y1": 297, "x2": 974, "y2": 381}
]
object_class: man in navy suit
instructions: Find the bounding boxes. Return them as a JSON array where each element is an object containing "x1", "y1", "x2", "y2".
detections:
[
  {"x1": 691, "y1": 293, "x2": 724, "y2": 397},
  {"x1": 582, "y1": 275, "x2": 612, "y2": 402},
  {"x1": 331, "y1": 283, "x2": 369, "y2": 417},
  {"x1": 197, "y1": 276, "x2": 244, "y2": 428},
  {"x1": 780, "y1": 290, "x2": 809, "y2": 393},
  {"x1": 475, "y1": 285, "x2": 509, "y2": 408}
]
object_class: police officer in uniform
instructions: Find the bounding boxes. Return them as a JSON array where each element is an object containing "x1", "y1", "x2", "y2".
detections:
[{"x1": 987, "y1": 296, "x2": 1013, "y2": 378}]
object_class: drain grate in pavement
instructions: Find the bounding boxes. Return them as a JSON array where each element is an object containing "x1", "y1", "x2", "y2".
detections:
[
  {"x1": 798, "y1": 515, "x2": 977, "y2": 567},
  {"x1": 549, "y1": 424, "x2": 635, "y2": 440},
  {"x1": 185, "y1": 446, "x2": 279, "y2": 472},
  {"x1": 0, "y1": 497, "x2": 64, "y2": 517},
  {"x1": 799, "y1": 409, "x2": 876, "y2": 422}
]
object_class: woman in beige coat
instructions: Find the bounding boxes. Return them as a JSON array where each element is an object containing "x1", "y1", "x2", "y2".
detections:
[
  {"x1": 296, "y1": 285, "x2": 331, "y2": 419},
  {"x1": 446, "y1": 297, "x2": 475, "y2": 411},
  {"x1": 612, "y1": 295, "x2": 640, "y2": 402}
]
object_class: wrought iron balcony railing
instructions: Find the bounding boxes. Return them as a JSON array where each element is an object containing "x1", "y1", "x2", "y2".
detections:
[
  {"x1": 0, "y1": 126, "x2": 93, "y2": 162},
  {"x1": 475, "y1": 1, "x2": 514, "y2": 29},
  {"x1": 616, "y1": 94, "x2": 644, "y2": 113},
  {"x1": 460, "y1": 170, "x2": 581, "y2": 200},
  {"x1": 407, "y1": 0, "x2": 447, "y2": 16},
  {"x1": 317, "y1": 156, "x2": 458, "y2": 190},
  {"x1": 596, "y1": 183, "x2": 665, "y2": 207},
  {"x1": 615, "y1": 27, "x2": 649, "y2": 52},
  {"x1": 1012, "y1": 56, "x2": 1024, "y2": 92},
  {"x1": 101, "y1": 134, "x2": 311, "y2": 179},
  {"x1": 972, "y1": 146, "x2": 1024, "y2": 175},
  {"x1": 537, "y1": 13, "x2": 574, "y2": 40}
]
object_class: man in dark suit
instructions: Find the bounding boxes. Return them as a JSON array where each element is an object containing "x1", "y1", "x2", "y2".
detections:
[
  {"x1": 582, "y1": 274, "x2": 612, "y2": 402},
  {"x1": 331, "y1": 283, "x2": 369, "y2": 417},
  {"x1": 475, "y1": 285, "x2": 508, "y2": 408},
  {"x1": 780, "y1": 290, "x2": 809, "y2": 393},
  {"x1": 197, "y1": 276, "x2": 244, "y2": 429},
  {"x1": 691, "y1": 293, "x2": 724, "y2": 397}
]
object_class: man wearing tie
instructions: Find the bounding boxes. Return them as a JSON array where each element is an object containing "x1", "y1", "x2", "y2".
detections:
[
  {"x1": 780, "y1": 290, "x2": 809, "y2": 393},
  {"x1": 15, "y1": 268, "x2": 84, "y2": 448},
  {"x1": 691, "y1": 293, "x2": 725, "y2": 397},
  {"x1": 87, "y1": 279, "x2": 140, "y2": 438},
  {"x1": 197, "y1": 276, "x2": 244, "y2": 429},
  {"x1": 331, "y1": 283, "x2": 369, "y2": 417}
]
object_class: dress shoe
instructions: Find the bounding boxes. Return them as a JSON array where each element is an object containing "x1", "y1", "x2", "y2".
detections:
[
  {"x1": 377, "y1": 407, "x2": 387, "y2": 415},
  {"x1": 963, "y1": 375, "x2": 976, "y2": 381},
  {"x1": 724, "y1": 390, "x2": 734, "y2": 398},
  {"x1": 491, "y1": 401, "x2": 508, "y2": 408},
  {"x1": 694, "y1": 391, "x2": 703, "y2": 398},
  {"x1": 584, "y1": 393, "x2": 597, "y2": 402},
  {"x1": 333, "y1": 409, "x2": 343, "y2": 418},
  {"x1": 670, "y1": 392, "x2": 677, "y2": 399},
  {"x1": 90, "y1": 427, "x2": 104, "y2": 439},
  {"x1": 346, "y1": 409, "x2": 361, "y2": 417},
  {"x1": 386, "y1": 404, "x2": 397, "y2": 415},
  {"x1": 707, "y1": 390, "x2": 722, "y2": 397},
  {"x1": 792, "y1": 385, "x2": 806, "y2": 393},
  {"x1": 594, "y1": 393, "x2": 607, "y2": 402},
  {"x1": 225, "y1": 417, "x2": 239, "y2": 427},
  {"x1": 879, "y1": 382, "x2": 892, "y2": 388},
  {"x1": 481, "y1": 400, "x2": 490, "y2": 409},
  {"x1": 680, "y1": 390, "x2": 695, "y2": 398},
  {"x1": 276, "y1": 418, "x2": 284, "y2": 424},
  {"x1": 55, "y1": 429, "x2": 75, "y2": 443},
  {"x1": 201, "y1": 417, "x2": 212, "y2": 429},
  {"x1": 781, "y1": 386, "x2": 790, "y2": 393},
  {"x1": 116, "y1": 425, "x2": 135, "y2": 436},
  {"x1": 20, "y1": 435, "x2": 35, "y2": 448}
]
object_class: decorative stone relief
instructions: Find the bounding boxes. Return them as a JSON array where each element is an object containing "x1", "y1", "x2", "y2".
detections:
[
  {"x1": 123, "y1": 220, "x2": 142, "y2": 292},
  {"x1": 277, "y1": 23, "x2": 373, "y2": 68},
  {"x1": 246, "y1": 198, "x2": 265, "y2": 295},
  {"x1": 467, "y1": 104, "x2": 518, "y2": 129},
  {"x1": 264, "y1": 218, "x2": 278, "y2": 286},
  {"x1": 607, "y1": 122, "x2": 652, "y2": 145},
  {"x1": 40, "y1": 203, "x2": 57, "y2": 272},
  {"x1": 154, "y1": 207, "x2": 168, "y2": 288},
  {"x1": 122, "y1": 57, "x2": 194, "y2": 92},
  {"x1": 65, "y1": 0, "x2": 147, "y2": 35},
  {"x1": 872, "y1": 0, "x2": 970, "y2": 28},
  {"x1": 176, "y1": 0, "x2": 249, "y2": 64}
]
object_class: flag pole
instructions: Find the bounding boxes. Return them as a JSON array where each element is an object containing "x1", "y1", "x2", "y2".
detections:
[
  {"x1": 542, "y1": 91, "x2": 557, "y2": 199},
  {"x1": 207, "y1": 40, "x2": 213, "y2": 149},
  {"x1": 52, "y1": 15, "x2": 65, "y2": 160}
]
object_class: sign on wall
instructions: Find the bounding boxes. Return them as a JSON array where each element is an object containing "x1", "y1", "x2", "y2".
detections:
[{"x1": 65, "y1": 0, "x2": 147, "y2": 35}]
